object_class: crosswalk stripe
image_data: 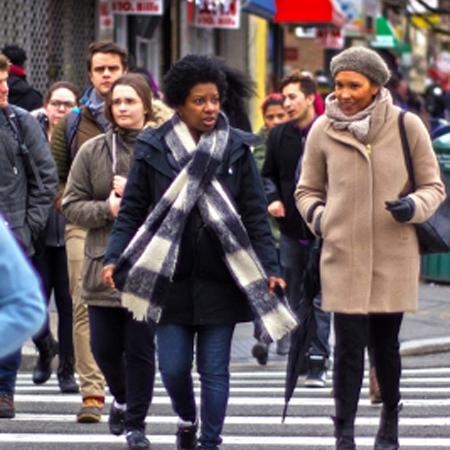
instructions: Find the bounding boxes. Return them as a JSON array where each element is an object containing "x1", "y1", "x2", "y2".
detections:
[
  {"x1": 0, "y1": 434, "x2": 450, "y2": 447},
  {"x1": 10, "y1": 413, "x2": 450, "y2": 426}
]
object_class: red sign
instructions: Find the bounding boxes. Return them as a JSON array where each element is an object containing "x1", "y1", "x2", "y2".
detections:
[
  {"x1": 194, "y1": 0, "x2": 241, "y2": 29},
  {"x1": 111, "y1": 0, "x2": 163, "y2": 15},
  {"x1": 99, "y1": 1, "x2": 114, "y2": 30}
]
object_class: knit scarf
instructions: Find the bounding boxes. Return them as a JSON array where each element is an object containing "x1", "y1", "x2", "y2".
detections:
[
  {"x1": 113, "y1": 112, "x2": 298, "y2": 341},
  {"x1": 325, "y1": 87, "x2": 389, "y2": 143}
]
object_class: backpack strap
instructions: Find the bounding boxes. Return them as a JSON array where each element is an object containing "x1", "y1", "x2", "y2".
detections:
[
  {"x1": 65, "y1": 108, "x2": 82, "y2": 161},
  {"x1": 3, "y1": 106, "x2": 44, "y2": 192},
  {"x1": 398, "y1": 111, "x2": 417, "y2": 191}
]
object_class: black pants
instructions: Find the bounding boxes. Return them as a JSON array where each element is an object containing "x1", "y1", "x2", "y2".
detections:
[
  {"x1": 89, "y1": 306, "x2": 156, "y2": 431},
  {"x1": 333, "y1": 313, "x2": 403, "y2": 419},
  {"x1": 32, "y1": 246, "x2": 74, "y2": 358}
]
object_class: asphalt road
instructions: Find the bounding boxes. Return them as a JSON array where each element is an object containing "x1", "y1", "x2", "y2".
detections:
[{"x1": 2, "y1": 351, "x2": 450, "y2": 450}]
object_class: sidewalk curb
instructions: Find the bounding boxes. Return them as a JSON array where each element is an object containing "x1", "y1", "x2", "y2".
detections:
[{"x1": 400, "y1": 336, "x2": 450, "y2": 356}]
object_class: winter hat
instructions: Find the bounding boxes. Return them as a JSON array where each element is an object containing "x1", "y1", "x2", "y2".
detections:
[{"x1": 330, "y1": 47, "x2": 391, "y2": 86}]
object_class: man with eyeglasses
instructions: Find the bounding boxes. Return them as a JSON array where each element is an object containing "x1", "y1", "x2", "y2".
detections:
[
  {"x1": 51, "y1": 40, "x2": 128, "y2": 424},
  {"x1": 0, "y1": 52, "x2": 57, "y2": 419}
]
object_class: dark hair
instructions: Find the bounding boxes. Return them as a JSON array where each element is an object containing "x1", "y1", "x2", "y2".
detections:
[
  {"x1": 0, "y1": 54, "x2": 11, "y2": 72},
  {"x1": 261, "y1": 93, "x2": 284, "y2": 115},
  {"x1": 86, "y1": 40, "x2": 128, "y2": 73},
  {"x1": 1, "y1": 45, "x2": 26, "y2": 67},
  {"x1": 216, "y1": 60, "x2": 254, "y2": 131},
  {"x1": 279, "y1": 70, "x2": 317, "y2": 98},
  {"x1": 104, "y1": 73, "x2": 153, "y2": 127},
  {"x1": 44, "y1": 81, "x2": 81, "y2": 106},
  {"x1": 163, "y1": 54, "x2": 227, "y2": 108},
  {"x1": 130, "y1": 67, "x2": 161, "y2": 99}
]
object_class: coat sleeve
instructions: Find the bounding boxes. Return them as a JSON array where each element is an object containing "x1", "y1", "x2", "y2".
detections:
[
  {"x1": 19, "y1": 111, "x2": 58, "y2": 240},
  {"x1": 236, "y1": 148, "x2": 280, "y2": 277},
  {"x1": 104, "y1": 147, "x2": 153, "y2": 266},
  {"x1": 261, "y1": 127, "x2": 282, "y2": 204},
  {"x1": 294, "y1": 123, "x2": 327, "y2": 237},
  {"x1": 61, "y1": 139, "x2": 114, "y2": 229},
  {"x1": 404, "y1": 113, "x2": 446, "y2": 223},
  {"x1": 50, "y1": 115, "x2": 70, "y2": 185},
  {"x1": 0, "y1": 220, "x2": 46, "y2": 358}
]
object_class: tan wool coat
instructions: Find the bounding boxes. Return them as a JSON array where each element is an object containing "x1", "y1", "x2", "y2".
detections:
[{"x1": 295, "y1": 94, "x2": 446, "y2": 314}]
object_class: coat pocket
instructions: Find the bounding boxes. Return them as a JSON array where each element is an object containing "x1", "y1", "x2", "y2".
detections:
[{"x1": 82, "y1": 248, "x2": 106, "y2": 294}]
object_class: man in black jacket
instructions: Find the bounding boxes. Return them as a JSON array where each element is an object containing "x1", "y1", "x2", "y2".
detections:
[
  {"x1": 262, "y1": 72, "x2": 330, "y2": 386},
  {"x1": 0, "y1": 52, "x2": 57, "y2": 418},
  {"x1": 1, "y1": 45, "x2": 43, "y2": 112}
]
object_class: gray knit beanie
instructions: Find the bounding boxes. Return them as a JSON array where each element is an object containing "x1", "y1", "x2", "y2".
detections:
[{"x1": 330, "y1": 47, "x2": 391, "y2": 86}]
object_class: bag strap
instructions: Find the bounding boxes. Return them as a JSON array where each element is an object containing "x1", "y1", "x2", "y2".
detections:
[
  {"x1": 398, "y1": 111, "x2": 417, "y2": 191},
  {"x1": 3, "y1": 106, "x2": 45, "y2": 192}
]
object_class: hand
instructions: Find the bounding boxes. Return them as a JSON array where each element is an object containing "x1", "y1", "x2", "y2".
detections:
[
  {"x1": 109, "y1": 190, "x2": 121, "y2": 217},
  {"x1": 268, "y1": 276, "x2": 287, "y2": 295},
  {"x1": 113, "y1": 175, "x2": 127, "y2": 197},
  {"x1": 101, "y1": 264, "x2": 116, "y2": 289},
  {"x1": 268, "y1": 201, "x2": 286, "y2": 218},
  {"x1": 54, "y1": 192, "x2": 63, "y2": 212},
  {"x1": 385, "y1": 197, "x2": 415, "y2": 223}
]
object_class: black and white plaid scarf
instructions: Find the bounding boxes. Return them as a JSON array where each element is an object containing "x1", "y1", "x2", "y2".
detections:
[{"x1": 115, "y1": 112, "x2": 297, "y2": 341}]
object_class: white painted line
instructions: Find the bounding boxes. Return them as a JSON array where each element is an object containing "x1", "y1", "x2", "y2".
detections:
[
  {"x1": 10, "y1": 414, "x2": 450, "y2": 427},
  {"x1": 0, "y1": 434, "x2": 450, "y2": 447},
  {"x1": 10, "y1": 394, "x2": 450, "y2": 407}
]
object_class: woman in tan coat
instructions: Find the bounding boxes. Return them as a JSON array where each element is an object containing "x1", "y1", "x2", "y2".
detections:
[{"x1": 295, "y1": 47, "x2": 445, "y2": 450}]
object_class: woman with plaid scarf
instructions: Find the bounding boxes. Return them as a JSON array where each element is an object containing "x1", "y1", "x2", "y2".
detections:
[{"x1": 101, "y1": 55, "x2": 296, "y2": 450}]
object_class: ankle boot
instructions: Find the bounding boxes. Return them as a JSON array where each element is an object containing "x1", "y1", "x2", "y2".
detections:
[
  {"x1": 374, "y1": 403, "x2": 402, "y2": 450},
  {"x1": 57, "y1": 355, "x2": 79, "y2": 393},
  {"x1": 332, "y1": 416, "x2": 356, "y2": 450},
  {"x1": 32, "y1": 334, "x2": 58, "y2": 385}
]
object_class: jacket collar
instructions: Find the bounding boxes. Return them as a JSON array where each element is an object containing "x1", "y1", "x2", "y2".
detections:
[{"x1": 138, "y1": 121, "x2": 260, "y2": 178}]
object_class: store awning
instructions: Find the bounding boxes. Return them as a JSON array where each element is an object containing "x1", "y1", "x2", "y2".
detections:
[
  {"x1": 274, "y1": 0, "x2": 346, "y2": 27},
  {"x1": 241, "y1": 0, "x2": 276, "y2": 20}
]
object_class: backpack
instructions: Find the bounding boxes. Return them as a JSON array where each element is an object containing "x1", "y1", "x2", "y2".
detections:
[{"x1": 3, "y1": 105, "x2": 44, "y2": 192}]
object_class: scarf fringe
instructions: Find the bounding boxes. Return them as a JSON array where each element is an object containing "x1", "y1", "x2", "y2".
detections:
[
  {"x1": 121, "y1": 292, "x2": 162, "y2": 322},
  {"x1": 260, "y1": 303, "x2": 298, "y2": 341}
]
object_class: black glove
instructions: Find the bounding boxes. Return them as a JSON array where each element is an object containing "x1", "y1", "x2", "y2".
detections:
[
  {"x1": 385, "y1": 197, "x2": 415, "y2": 223},
  {"x1": 314, "y1": 212, "x2": 323, "y2": 236}
]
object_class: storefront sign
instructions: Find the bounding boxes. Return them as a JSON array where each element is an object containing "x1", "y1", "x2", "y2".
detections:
[
  {"x1": 194, "y1": 0, "x2": 241, "y2": 29},
  {"x1": 99, "y1": 1, "x2": 114, "y2": 30},
  {"x1": 111, "y1": 0, "x2": 163, "y2": 15}
]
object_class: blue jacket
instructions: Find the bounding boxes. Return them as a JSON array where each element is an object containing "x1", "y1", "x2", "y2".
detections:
[
  {"x1": 105, "y1": 122, "x2": 279, "y2": 325},
  {"x1": 0, "y1": 219, "x2": 46, "y2": 358}
]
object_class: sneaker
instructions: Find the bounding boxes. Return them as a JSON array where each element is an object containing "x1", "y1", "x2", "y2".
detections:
[
  {"x1": 176, "y1": 419, "x2": 198, "y2": 449},
  {"x1": 77, "y1": 397, "x2": 104, "y2": 423},
  {"x1": 126, "y1": 429, "x2": 150, "y2": 450},
  {"x1": 251, "y1": 341, "x2": 269, "y2": 366},
  {"x1": 108, "y1": 401, "x2": 126, "y2": 435},
  {"x1": 304, "y1": 355, "x2": 327, "y2": 388},
  {"x1": 0, "y1": 393, "x2": 15, "y2": 419}
]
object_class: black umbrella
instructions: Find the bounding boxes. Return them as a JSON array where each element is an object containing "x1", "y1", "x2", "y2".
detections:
[{"x1": 282, "y1": 238, "x2": 322, "y2": 421}]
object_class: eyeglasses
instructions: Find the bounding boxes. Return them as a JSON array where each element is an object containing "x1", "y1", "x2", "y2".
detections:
[{"x1": 49, "y1": 100, "x2": 76, "y2": 109}]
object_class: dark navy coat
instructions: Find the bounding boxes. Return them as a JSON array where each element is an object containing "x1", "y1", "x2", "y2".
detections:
[{"x1": 104, "y1": 122, "x2": 279, "y2": 325}]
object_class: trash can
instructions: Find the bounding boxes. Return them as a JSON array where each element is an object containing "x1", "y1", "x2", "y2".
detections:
[{"x1": 421, "y1": 132, "x2": 450, "y2": 283}]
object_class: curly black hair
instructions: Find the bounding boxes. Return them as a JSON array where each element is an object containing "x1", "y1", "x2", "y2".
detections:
[{"x1": 163, "y1": 54, "x2": 228, "y2": 108}]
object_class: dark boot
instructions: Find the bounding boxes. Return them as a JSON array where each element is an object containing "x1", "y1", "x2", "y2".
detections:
[
  {"x1": 57, "y1": 355, "x2": 79, "y2": 393},
  {"x1": 332, "y1": 416, "x2": 356, "y2": 450},
  {"x1": 32, "y1": 334, "x2": 58, "y2": 385},
  {"x1": 374, "y1": 404, "x2": 402, "y2": 450}
]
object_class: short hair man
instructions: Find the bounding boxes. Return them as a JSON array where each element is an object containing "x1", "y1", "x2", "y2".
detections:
[
  {"x1": 0, "y1": 53, "x2": 58, "y2": 418},
  {"x1": 262, "y1": 72, "x2": 331, "y2": 386},
  {"x1": 51, "y1": 40, "x2": 128, "y2": 423},
  {"x1": 1, "y1": 44, "x2": 43, "y2": 111}
]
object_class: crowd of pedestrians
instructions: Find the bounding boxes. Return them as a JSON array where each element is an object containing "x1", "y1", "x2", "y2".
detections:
[{"x1": 0, "y1": 39, "x2": 447, "y2": 450}]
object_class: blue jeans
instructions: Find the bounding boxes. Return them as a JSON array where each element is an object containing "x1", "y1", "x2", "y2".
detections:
[
  {"x1": 156, "y1": 324, "x2": 235, "y2": 450},
  {"x1": 0, "y1": 349, "x2": 21, "y2": 394}
]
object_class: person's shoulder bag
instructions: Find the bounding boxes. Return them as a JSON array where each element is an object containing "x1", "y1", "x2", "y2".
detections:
[{"x1": 398, "y1": 110, "x2": 450, "y2": 254}]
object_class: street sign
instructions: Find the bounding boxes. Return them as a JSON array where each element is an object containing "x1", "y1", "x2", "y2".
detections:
[
  {"x1": 194, "y1": 0, "x2": 241, "y2": 29},
  {"x1": 111, "y1": 0, "x2": 163, "y2": 15}
]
